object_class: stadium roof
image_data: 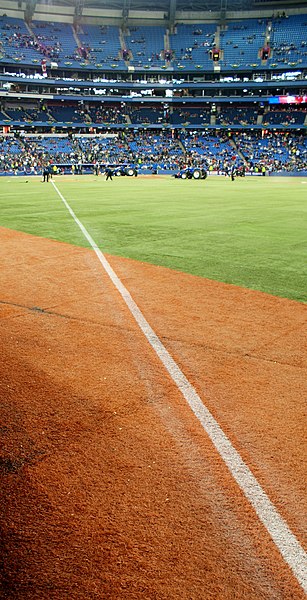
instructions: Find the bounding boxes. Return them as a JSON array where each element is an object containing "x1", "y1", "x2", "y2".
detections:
[
  {"x1": 0, "y1": 0, "x2": 307, "y2": 13},
  {"x1": 1, "y1": 0, "x2": 307, "y2": 23},
  {"x1": 14, "y1": 0, "x2": 307, "y2": 12}
]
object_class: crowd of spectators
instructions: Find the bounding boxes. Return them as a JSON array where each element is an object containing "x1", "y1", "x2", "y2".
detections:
[
  {"x1": 0, "y1": 135, "x2": 80, "y2": 173},
  {"x1": 124, "y1": 130, "x2": 184, "y2": 169},
  {"x1": 180, "y1": 131, "x2": 244, "y2": 172},
  {"x1": 1, "y1": 101, "x2": 305, "y2": 127},
  {"x1": 0, "y1": 130, "x2": 306, "y2": 175},
  {"x1": 234, "y1": 130, "x2": 307, "y2": 171},
  {"x1": 0, "y1": 19, "x2": 63, "y2": 63},
  {"x1": 31, "y1": 23, "x2": 63, "y2": 61},
  {"x1": 262, "y1": 105, "x2": 306, "y2": 126},
  {"x1": 0, "y1": 131, "x2": 184, "y2": 173}
]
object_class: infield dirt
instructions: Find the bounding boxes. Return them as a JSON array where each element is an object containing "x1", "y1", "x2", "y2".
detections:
[{"x1": 0, "y1": 226, "x2": 306, "y2": 599}]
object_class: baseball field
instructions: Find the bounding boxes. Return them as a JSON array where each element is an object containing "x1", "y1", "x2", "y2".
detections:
[{"x1": 0, "y1": 174, "x2": 306, "y2": 599}]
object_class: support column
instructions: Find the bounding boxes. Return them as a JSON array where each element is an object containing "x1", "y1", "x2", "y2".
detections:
[
  {"x1": 169, "y1": 0, "x2": 176, "y2": 34},
  {"x1": 24, "y1": 0, "x2": 36, "y2": 24},
  {"x1": 74, "y1": 0, "x2": 84, "y2": 30},
  {"x1": 122, "y1": 0, "x2": 130, "y2": 32},
  {"x1": 220, "y1": 0, "x2": 227, "y2": 25}
]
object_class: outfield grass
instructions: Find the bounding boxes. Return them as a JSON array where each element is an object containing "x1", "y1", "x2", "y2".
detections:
[{"x1": 0, "y1": 175, "x2": 306, "y2": 302}]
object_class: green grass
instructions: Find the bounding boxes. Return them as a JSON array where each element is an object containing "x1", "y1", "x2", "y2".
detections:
[{"x1": 0, "y1": 174, "x2": 306, "y2": 302}]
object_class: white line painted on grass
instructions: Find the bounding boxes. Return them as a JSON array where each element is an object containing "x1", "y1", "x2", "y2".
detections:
[{"x1": 51, "y1": 179, "x2": 307, "y2": 593}]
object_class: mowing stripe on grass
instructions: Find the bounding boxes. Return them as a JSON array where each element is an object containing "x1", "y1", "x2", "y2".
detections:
[{"x1": 51, "y1": 179, "x2": 307, "y2": 593}]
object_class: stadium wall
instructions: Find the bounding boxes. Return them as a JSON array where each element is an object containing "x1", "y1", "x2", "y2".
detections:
[{"x1": 0, "y1": 0, "x2": 24, "y2": 18}]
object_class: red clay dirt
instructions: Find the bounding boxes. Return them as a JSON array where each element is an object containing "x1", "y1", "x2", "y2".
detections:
[{"x1": 0, "y1": 226, "x2": 306, "y2": 600}]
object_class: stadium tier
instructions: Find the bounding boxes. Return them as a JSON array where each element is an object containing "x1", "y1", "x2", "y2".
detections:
[
  {"x1": 0, "y1": 100, "x2": 305, "y2": 128},
  {"x1": 0, "y1": 130, "x2": 306, "y2": 174},
  {"x1": 1, "y1": 12, "x2": 307, "y2": 71}
]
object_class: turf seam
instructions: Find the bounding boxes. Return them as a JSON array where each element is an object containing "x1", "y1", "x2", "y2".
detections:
[
  {"x1": 161, "y1": 336, "x2": 306, "y2": 369},
  {"x1": 0, "y1": 299, "x2": 136, "y2": 332},
  {"x1": 1, "y1": 297, "x2": 302, "y2": 369}
]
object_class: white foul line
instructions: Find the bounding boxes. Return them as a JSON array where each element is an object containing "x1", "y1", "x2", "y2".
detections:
[{"x1": 51, "y1": 179, "x2": 307, "y2": 593}]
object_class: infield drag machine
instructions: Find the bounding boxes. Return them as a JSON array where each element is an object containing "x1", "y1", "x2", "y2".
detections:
[{"x1": 173, "y1": 167, "x2": 208, "y2": 180}]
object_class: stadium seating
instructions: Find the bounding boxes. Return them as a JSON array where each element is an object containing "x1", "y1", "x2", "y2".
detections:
[
  {"x1": 3, "y1": 106, "x2": 29, "y2": 121},
  {"x1": 234, "y1": 131, "x2": 307, "y2": 170},
  {"x1": 47, "y1": 105, "x2": 81, "y2": 123},
  {"x1": 219, "y1": 18, "x2": 266, "y2": 70},
  {"x1": 216, "y1": 106, "x2": 259, "y2": 125},
  {"x1": 0, "y1": 136, "x2": 23, "y2": 154},
  {"x1": 0, "y1": 131, "x2": 306, "y2": 174},
  {"x1": 123, "y1": 26, "x2": 166, "y2": 67},
  {"x1": 262, "y1": 107, "x2": 306, "y2": 125},
  {"x1": 0, "y1": 98, "x2": 306, "y2": 131},
  {"x1": 0, "y1": 11, "x2": 306, "y2": 175},
  {"x1": 77, "y1": 24, "x2": 125, "y2": 68},
  {"x1": 169, "y1": 23, "x2": 216, "y2": 69},
  {"x1": 0, "y1": 110, "x2": 10, "y2": 121},
  {"x1": 24, "y1": 107, "x2": 51, "y2": 122},
  {"x1": 22, "y1": 136, "x2": 76, "y2": 157},
  {"x1": 0, "y1": 16, "x2": 80, "y2": 66},
  {"x1": 126, "y1": 131, "x2": 183, "y2": 168},
  {"x1": 86, "y1": 104, "x2": 127, "y2": 124},
  {"x1": 30, "y1": 21, "x2": 75, "y2": 66},
  {"x1": 180, "y1": 131, "x2": 244, "y2": 172},
  {"x1": 128, "y1": 106, "x2": 166, "y2": 124},
  {"x1": 1, "y1": 12, "x2": 307, "y2": 72},
  {"x1": 0, "y1": 15, "x2": 41, "y2": 64},
  {"x1": 170, "y1": 107, "x2": 211, "y2": 125},
  {"x1": 3, "y1": 104, "x2": 52, "y2": 122},
  {"x1": 77, "y1": 135, "x2": 131, "y2": 163},
  {"x1": 268, "y1": 14, "x2": 307, "y2": 69}
]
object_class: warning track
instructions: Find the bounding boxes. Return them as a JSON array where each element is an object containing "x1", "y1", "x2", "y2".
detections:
[{"x1": 0, "y1": 222, "x2": 306, "y2": 599}]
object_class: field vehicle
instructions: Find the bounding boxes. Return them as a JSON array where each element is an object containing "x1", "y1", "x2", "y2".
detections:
[
  {"x1": 113, "y1": 166, "x2": 136, "y2": 177},
  {"x1": 173, "y1": 167, "x2": 208, "y2": 180}
]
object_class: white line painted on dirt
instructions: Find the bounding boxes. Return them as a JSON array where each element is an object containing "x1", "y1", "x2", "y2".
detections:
[{"x1": 51, "y1": 179, "x2": 307, "y2": 593}]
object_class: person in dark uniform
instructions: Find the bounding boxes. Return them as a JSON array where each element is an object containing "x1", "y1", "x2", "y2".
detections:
[
  {"x1": 105, "y1": 167, "x2": 113, "y2": 181},
  {"x1": 42, "y1": 164, "x2": 50, "y2": 182},
  {"x1": 94, "y1": 161, "x2": 100, "y2": 176}
]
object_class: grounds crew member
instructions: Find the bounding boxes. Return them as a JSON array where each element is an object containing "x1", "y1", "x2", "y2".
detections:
[
  {"x1": 42, "y1": 163, "x2": 50, "y2": 182},
  {"x1": 105, "y1": 166, "x2": 113, "y2": 181}
]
